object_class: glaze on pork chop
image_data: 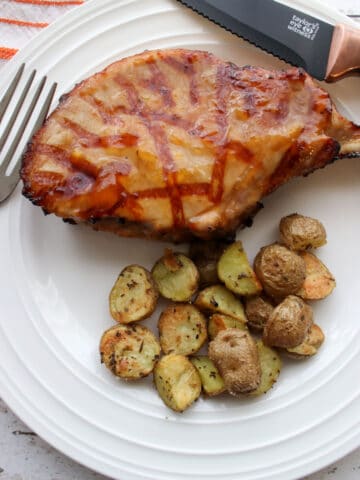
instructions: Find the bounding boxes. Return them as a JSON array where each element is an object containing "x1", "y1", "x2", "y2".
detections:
[{"x1": 21, "y1": 49, "x2": 360, "y2": 241}]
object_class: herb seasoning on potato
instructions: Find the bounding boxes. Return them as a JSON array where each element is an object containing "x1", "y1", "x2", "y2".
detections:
[
  {"x1": 194, "y1": 285, "x2": 247, "y2": 323},
  {"x1": 217, "y1": 241, "x2": 262, "y2": 296},
  {"x1": 154, "y1": 354, "x2": 202, "y2": 412},
  {"x1": 109, "y1": 265, "x2": 158, "y2": 323},
  {"x1": 100, "y1": 324, "x2": 160, "y2": 380},
  {"x1": 152, "y1": 250, "x2": 199, "y2": 302},
  {"x1": 158, "y1": 303, "x2": 207, "y2": 355}
]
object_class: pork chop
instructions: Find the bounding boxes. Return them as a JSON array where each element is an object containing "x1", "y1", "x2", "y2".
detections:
[{"x1": 21, "y1": 49, "x2": 360, "y2": 241}]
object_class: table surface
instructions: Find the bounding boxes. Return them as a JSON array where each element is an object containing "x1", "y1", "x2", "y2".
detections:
[{"x1": 1, "y1": 0, "x2": 359, "y2": 479}]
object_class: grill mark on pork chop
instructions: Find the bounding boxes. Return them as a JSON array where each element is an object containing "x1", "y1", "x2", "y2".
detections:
[
  {"x1": 59, "y1": 117, "x2": 138, "y2": 149},
  {"x1": 115, "y1": 71, "x2": 186, "y2": 227},
  {"x1": 209, "y1": 63, "x2": 231, "y2": 203},
  {"x1": 140, "y1": 61, "x2": 175, "y2": 108},
  {"x1": 163, "y1": 52, "x2": 199, "y2": 105}
]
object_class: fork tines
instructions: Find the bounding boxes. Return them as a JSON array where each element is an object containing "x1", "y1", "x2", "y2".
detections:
[{"x1": 0, "y1": 64, "x2": 57, "y2": 203}]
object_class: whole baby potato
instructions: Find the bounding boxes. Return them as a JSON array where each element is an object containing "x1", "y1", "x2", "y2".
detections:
[
  {"x1": 263, "y1": 295, "x2": 313, "y2": 349},
  {"x1": 279, "y1": 213, "x2": 327, "y2": 251},
  {"x1": 254, "y1": 244, "x2": 306, "y2": 299},
  {"x1": 208, "y1": 328, "x2": 261, "y2": 396}
]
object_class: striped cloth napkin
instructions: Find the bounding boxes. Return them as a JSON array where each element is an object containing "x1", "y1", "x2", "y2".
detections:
[{"x1": 0, "y1": 0, "x2": 86, "y2": 70}]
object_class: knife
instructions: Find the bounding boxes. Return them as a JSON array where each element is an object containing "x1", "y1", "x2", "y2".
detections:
[{"x1": 177, "y1": 0, "x2": 360, "y2": 82}]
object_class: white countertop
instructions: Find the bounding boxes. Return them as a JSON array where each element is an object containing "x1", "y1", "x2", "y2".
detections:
[{"x1": 0, "y1": 0, "x2": 359, "y2": 479}]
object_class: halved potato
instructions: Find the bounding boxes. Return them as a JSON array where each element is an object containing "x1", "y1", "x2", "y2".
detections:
[
  {"x1": 109, "y1": 265, "x2": 158, "y2": 324},
  {"x1": 194, "y1": 285, "x2": 247, "y2": 323},
  {"x1": 296, "y1": 251, "x2": 336, "y2": 300},
  {"x1": 244, "y1": 295, "x2": 274, "y2": 333},
  {"x1": 286, "y1": 324, "x2": 325, "y2": 358},
  {"x1": 100, "y1": 324, "x2": 160, "y2": 380},
  {"x1": 254, "y1": 244, "x2": 306, "y2": 299},
  {"x1": 208, "y1": 328, "x2": 261, "y2": 396},
  {"x1": 154, "y1": 354, "x2": 201, "y2": 412},
  {"x1": 158, "y1": 303, "x2": 207, "y2": 355},
  {"x1": 279, "y1": 213, "x2": 327, "y2": 251},
  {"x1": 152, "y1": 250, "x2": 199, "y2": 302},
  {"x1": 249, "y1": 341, "x2": 282, "y2": 396},
  {"x1": 190, "y1": 356, "x2": 226, "y2": 396},
  {"x1": 217, "y1": 241, "x2": 262, "y2": 296},
  {"x1": 208, "y1": 313, "x2": 247, "y2": 341},
  {"x1": 263, "y1": 295, "x2": 313, "y2": 349},
  {"x1": 189, "y1": 240, "x2": 229, "y2": 287}
]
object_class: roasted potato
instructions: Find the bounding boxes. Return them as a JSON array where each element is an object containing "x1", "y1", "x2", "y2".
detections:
[
  {"x1": 100, "y1": 324, "x2": 160, "y2": 380},
  {"x1": 208, "y1": 328, "x2": 261, "y2": 396},
  {"x1": 296, "y1": 251, "x2": 336, "y2": 300},
  {"x1": 217, "y1": 241, "x2": 262, "y2": 296},
  {"x1": 154, "y1": 354, "x2": 201, "y2": 412},
  {"x1": 190, "y1": 356, "x2": 226, "y2": 396},
  {"x1": 189, "y1": 240, "x2": 229, "y2": 287},
  {"x1": 158, "y1": 303, "x2": 207, "y2": 355},
  {"x1": 263, "y1": 295, "x2": 313, "y2": 349},
  {"x1": 254, "y1": 244, "x2": 306, "y2": 299},
  {"x1": 208, "y1": 313, "x2": 247, "y2": 340},
  {"x1": 109, "y1": 265, "x2": 158, "y2": 324},
  {"x1": 286, "y1": 324, "x2": 325, "y2": 358},
  {"x1": 152, "y1": 250, "x2": 199, "y2": 302},
  {"x1": 244, "y1": 295, "x2": 274, "y2": 333},
  {"x1": 249, "y1": 341, "x2": 282, "y2": 396},
  {"x1": 280, "y1": 213, "x2": 327, "y2": 251},
  {"x1": 194, "y1": 285, "x2": 247, "y2": 323}
]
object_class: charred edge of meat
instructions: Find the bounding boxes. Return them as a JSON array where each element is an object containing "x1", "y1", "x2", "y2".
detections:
[
  {"x1": 62, "y1": 218, "x2": 78, "y2": 225},
  {"x1": 242, "y1": 202, "x2": 264, "y2": 228}
]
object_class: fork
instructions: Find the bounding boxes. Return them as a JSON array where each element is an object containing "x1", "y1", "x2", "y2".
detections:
[{"x1": 0, "y1": 64, "x2": 57, "y2": 203}]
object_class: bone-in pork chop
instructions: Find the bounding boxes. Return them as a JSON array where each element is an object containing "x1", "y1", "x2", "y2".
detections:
[{"x1": 21, "y1": 49, "x2": 360, "y2": 241}]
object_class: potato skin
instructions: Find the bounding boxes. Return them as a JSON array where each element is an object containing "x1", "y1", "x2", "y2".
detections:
[
  {"x1": 152, "y1": 251, "x2": 199, "y2": 302},
  {"x1": 254, "y1": 244, "x2": 306, "y2": 299},
  {"x1": 158, "y1": 303, "x2": 207, "y2": 355},
  {"x1": 280, "y1": 213, "x2": 327, "y2": 251},
  {"x1": 245, "y1": 295, "x2": 274, "y2": 333},
  {"x1": 154, "y1": 354, "x2": 201, "y2": 412},
  {"x1": 109, "y1": 265, "x2": 158, "y2": 324},
  {"x1": 263, "y1": 295, "x2": 313, "y2": 349},
  {"x1": 100, "y1": 324, "x2": 160, "y2": 379},
  {"x1": 208, "y1": 328, "x2": 261, "y2": 396}
]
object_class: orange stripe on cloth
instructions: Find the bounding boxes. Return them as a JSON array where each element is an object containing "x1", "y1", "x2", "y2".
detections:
[
  {"x1": 0, "y1": 17, "x2": 49, "y2": 28},
  {"x1": 0, "y1": 47, "x2": 18, "y2": 60},
  {"x1": 11, "y1": 0, "x2": 84, "y2": 6}
]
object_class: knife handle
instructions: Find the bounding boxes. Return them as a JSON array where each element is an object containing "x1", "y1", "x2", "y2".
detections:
[{"x1": 326, "y1": 24, "x2": 360, "y2": 82}]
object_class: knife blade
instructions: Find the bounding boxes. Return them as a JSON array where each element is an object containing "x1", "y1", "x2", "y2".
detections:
[{"x1": 177, "y1": 0, "x2": 360, "y2": 81}]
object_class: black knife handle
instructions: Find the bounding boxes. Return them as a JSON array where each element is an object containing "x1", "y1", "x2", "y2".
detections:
[{"x1": 326, "y1": 24, "x2": 360, "y2": 81}]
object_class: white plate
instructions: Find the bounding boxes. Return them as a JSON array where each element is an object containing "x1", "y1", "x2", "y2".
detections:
[{"x1": 0, "y1": 1, "x2": 359, "y2": 479}]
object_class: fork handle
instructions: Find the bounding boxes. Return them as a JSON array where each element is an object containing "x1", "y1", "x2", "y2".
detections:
[{"x1": 326, "y1": 24, "x2": 360, "y2": 81}]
